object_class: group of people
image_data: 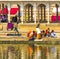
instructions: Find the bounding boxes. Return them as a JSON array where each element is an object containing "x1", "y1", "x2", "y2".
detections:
[
  {"x1": 27, "y1": 23, "x2": 56, "y2": 41},
  {"x1": 41, "y1": 28, "x2": 56, "y2": 38},
  {"x1": 0, "y1": 15, "x2": 19, "y2": 22},
  {"x1": 0, "y1": 15, "x2": 7, "y2": 22}
]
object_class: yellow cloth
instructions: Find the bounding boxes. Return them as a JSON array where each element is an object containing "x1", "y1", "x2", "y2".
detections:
[{"x1": 37, "y1": 34, "x2": 41, "y2": 39}]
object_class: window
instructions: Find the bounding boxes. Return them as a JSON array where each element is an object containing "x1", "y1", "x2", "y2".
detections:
[
  {"x1": 38, "y1": 4, "x2": 47, "y2": 23},
  {"x1": 50, "y1": 4, "x2": 60, "y2": 23},
  {"x1": 24, "y1": 4, "x2": 34, "y2": 23},
  {"x1": 10, "y1": 4, "x2": 21, "y2": 23}
]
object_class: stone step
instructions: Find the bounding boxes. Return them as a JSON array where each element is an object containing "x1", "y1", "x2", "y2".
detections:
[
  {"x1": 0, "y1": 36, "x2": 28, "y2": 41},
  {"x1": 18, "y1": 23, "x2": 60, "y2": 31}
]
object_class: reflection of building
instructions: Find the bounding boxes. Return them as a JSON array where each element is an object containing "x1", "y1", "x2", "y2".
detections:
[{"x1": 0, "y1": 44, "x2": 58, "y2": 59}]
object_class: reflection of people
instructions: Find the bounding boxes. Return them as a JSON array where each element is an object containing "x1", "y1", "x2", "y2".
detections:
[
  {"x1": 36, "y1": 45, "x2": 41, "y2": 59},
  {"x1": 28, "y1": 45, "x2": 33, "y2": 59}
]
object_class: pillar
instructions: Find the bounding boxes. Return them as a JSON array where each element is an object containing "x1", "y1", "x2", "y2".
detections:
[
  {"x1": 56, "y1": 4, "x2": 59, "y2": 22},
  {"x1": 20, "y1": 3, "x2": 24, "y2": 24},
  {"x1": 47, "y1": 3, "x2": 50, "y2": 24},
  {"x1": 44, "y1": 6, "x2": 46, "y2": 21},
  {"x1": 8, "y1": 3, "x2": 10, "y2": 23},
  {"x1": 33, "y1": 3, "x2": 36, "y2": 23},
  {"x1": 17, "y1": 4, "x2": 21, "y2": 22}
]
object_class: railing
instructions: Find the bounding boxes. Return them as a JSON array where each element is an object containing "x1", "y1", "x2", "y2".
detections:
[{"x1": 0, "y1": 41, "x2": 59, "y2": 59}]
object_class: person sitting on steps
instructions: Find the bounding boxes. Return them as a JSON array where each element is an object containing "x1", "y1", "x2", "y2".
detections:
[
  {"x1": 27, "y1": 30, "x2": 37, "y2": 41},
  {"x1": 36, "y1": 22, "x2": 42, "y2": 39}
]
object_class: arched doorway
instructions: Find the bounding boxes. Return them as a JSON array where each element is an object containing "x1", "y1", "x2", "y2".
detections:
[
  {"x1": 1, "y1": 4, "x2": 8, "y2": 22},
  {"x1": 10, "y1": 4, "x2": 21, "y2": 23},
  {"x1": 24, "y1": 4, "x2": 34, "y2": 23},
  {"x1": 51, "y1": 4, "x2": 60, "y2": 23},
  {"x1": 38, "y1": 4, "x2": 47, "y2": 23}
]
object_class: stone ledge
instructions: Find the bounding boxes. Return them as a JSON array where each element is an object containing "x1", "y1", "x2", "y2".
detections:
[
  {"x1": 0, "y1": 0, "x2": 60, "y2": 1},
  {"x1": 0, "y1": 41, "x2": 59, "y2": 45}
]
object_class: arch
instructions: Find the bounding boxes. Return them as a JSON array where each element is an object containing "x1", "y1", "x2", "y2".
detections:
[
  {"x1": 25, "y1": 4, "x2": 33, "y2": 7},
  {"x1": 51, "y1": 4, "x2": 59, "y2": 23},
  {"x1": 1, "y1": 4, "x2": 8, "y2": 22},
  {"x1": 10, "y1": 4, "x2": 21, "y2": 22},
  {"x1": 38, "y1": 4, "x2": 46, "y2": 7},
  {"x1": 24, "y1": 4, "x2": 34, "y2": 23},
  {"x1": 38, "y1": 4, "x2": 47, "y2": 23}
]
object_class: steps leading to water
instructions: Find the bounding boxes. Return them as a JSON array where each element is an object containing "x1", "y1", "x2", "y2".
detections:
[{"x1": 0, "y1": 23, "x2": 60, "y2": 41}]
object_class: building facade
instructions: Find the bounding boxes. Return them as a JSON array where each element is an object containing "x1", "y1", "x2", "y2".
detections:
[{"x1": 0, "y1": 1, "x2": 60, "y2": 24}]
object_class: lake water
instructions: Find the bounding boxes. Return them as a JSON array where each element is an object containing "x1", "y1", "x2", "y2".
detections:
[{"x1": 0, "y1": 43, "x2": 59, "y2": 59}]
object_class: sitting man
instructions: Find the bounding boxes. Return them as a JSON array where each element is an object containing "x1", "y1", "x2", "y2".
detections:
[
  {"x1": 45, "y1": 28, "x2": 51, "y2": 37},
  {"x1": 51, "y1": 30, "x2": 56, "y2": 38},
  {"x1": 36, "y1": 23, "x2": 42, "y2": 39},
  {"x1": 27, "y1": 30, "x2": 37, "y2": 41}
]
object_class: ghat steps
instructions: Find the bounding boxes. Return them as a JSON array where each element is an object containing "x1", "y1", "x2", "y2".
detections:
[
  {"x1": 18, "y1": 23, "x2": 60, "y2": 31},
  {"x1": 0, "y1": 23, "x2": 60, "y2": 41}
]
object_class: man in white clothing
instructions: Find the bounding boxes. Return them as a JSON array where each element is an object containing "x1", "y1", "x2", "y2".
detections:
[{"x1": 36, "y1": 23, "x2": 41, "y2": 39}]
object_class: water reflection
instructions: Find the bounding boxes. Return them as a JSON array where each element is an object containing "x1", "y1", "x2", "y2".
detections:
[
  {"x1": 27, "y1": 44, "x2": 60, "y2": 59},
  {"x1": 0, "y1": 44, "x2": 60, "y2": 59}
]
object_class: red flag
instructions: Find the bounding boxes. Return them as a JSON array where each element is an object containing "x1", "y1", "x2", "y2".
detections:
[{"x1": 10, "y1": 8, "x2": 18, "y2": 15}]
